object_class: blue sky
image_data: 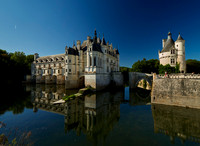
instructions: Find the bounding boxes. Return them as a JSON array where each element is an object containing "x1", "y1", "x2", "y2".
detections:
[{"x1": 0, "y1": 0, "x2": 200, "y2": 67}]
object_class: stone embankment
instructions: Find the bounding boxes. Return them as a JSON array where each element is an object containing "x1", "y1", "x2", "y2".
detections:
[{"x1": 151, "y1": 73, "x2": 200, "y2": 109}]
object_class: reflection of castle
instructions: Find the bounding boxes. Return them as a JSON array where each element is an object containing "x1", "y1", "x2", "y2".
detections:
[
  {"x1": 152, "y1": 104, "x2": 200, "y2": 144},
  {"x1": 31, "y1": 85, "x2": 124, "y2": 145}
]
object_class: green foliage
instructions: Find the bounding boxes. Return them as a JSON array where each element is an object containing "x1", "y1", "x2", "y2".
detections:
[
  {"x1": 158, "y1": 64, "x2": 180, "y2": 74},
  {"x1": 120, "y1": 66, "x2": 131, "y2": 85},
  {"x1": 186, "y1": 59, "x2": 200, "y2": 73},
  {"x1": 120, "y1": 67, "x2": 131, "y2": 72},
  {"x1": 131, "y1": 58, "x2": 160, "y2": 73},
  {"x1": 63, "y1": 94, "x2": 76, "y2": 101},
  {"x1": 0, "y1": 49, "x2": 34, "y2": 83},
  {"x1": 10, "y1": 52, "x2": 26, "y2": 65}
]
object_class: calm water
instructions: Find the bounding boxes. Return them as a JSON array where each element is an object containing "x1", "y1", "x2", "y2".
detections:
[{"x1": 0, "y1": 84, "x2": 200, "y2": 146}]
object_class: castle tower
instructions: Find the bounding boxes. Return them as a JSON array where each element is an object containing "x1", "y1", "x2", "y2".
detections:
[{"x1": 175, "y1": 33, "x2": 186, "y2": 73}]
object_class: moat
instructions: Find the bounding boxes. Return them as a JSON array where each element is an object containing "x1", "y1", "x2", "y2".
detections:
[{"x1": 1, "y1": 85, "x2": 200, "y2": 146}]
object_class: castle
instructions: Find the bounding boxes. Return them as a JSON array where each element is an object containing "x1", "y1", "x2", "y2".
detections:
[
  {"x1": 158, "y1": 32, "x2": 186, "y2": 73},
  {"x1": 31, "y1": 30, "x2": 123, "y2": 90}
]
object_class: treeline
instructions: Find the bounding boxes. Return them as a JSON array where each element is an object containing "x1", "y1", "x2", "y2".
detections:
[
  {"x1": 120, "y1": 58, "x2": 200, "y2": 75},
  {"x1": 0, "y1": 49, "x2": 34, "y2": 84}
]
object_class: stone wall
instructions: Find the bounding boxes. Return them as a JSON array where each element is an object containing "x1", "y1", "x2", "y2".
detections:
[
  {"x1": 151, "y1": 73, "x2": 200, "y2": 108},
  {"x1": 112, "y1": 72, "x2": 124, "y2": 87},
  {"x1": 85, "y1": 72, "x2": 123, "y2": 91}
]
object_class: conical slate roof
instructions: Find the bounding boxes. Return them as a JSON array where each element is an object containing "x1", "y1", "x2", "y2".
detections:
[
  {"x1": 161, "y1": 37, "x2": 174, "y2": 53},
  {"x1": 177, "y1": 33, "x2": 184, "y2": 41}
]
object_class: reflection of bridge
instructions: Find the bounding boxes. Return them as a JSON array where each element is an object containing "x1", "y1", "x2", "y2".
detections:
[
  {"x1": 129, "y1": 72, "x2": 153, "y2": 89},
  {"x1": 152, "y1": 104, "x2": 200, "y2": 144}
]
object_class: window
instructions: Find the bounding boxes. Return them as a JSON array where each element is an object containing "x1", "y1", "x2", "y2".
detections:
[
  {"x1": 54, "y1": 64, "x2": 56, "y2": 67},
  {"x1": 90, "y1": 56, "x2": 92, "y2": 66},
  {"x1": 94, "y1": 57, "x2": 96, "y2": 66},
  {"x1": 66, "y1": 69, "x2": 67, "y2": 72},
  {"x1": 69, "y1": 69, "x2": 71, "y2": 72},
  {"x1": 66, "y1": 59, "x2": 67, "y2": 63},
  {"x1": 171, "y1": 58, "x2": 175, "y2": 64},
  {"x1": 171, "y1": 50, "x2": 175, "y2": 54},
  {"x1": 54, "y1": 69, "x2": 55, "y2": 73},
  {"x1": 58, "y1": 70, "x2": 60, "y2": 73},
  {"x1": 69, "y1": 59, "x2": 71, "y2": 63}
]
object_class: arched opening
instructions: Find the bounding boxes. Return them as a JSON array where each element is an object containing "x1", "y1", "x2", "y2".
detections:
[{"x1": 136, "y1": 78, "x2": 151, "y2": 90}]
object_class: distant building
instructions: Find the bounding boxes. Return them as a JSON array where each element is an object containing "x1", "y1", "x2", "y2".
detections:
[
  {"x1": 158, "y1": 32, "x2": 186, "y2": 73},
  {"x1": 31, "y1": 30, "x2": 123, "y2": 90}
]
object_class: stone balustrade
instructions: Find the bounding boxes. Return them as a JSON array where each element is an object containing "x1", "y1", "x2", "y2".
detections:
[{"x1": 157, "y1": 73, "x2": 200, "y2": 79}]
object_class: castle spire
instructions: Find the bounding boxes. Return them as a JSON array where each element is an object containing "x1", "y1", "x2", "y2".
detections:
[
  {"x1": 93, "y1": 29, "x2": 97, "y2": 43},
  {"x1": 168, "y1": 32, "x2": 172, "y2": 39},
  {"x1": 177, "y1": 32, "x2": 184, "y2": 41},
  {"x1": 101, "y1": 33, "x2": 106, "y2": 45}
]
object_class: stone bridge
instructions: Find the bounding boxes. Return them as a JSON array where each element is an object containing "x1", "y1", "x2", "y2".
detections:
[{"x1": 129, "y1": 72, "x2": 153, "y2": 89}]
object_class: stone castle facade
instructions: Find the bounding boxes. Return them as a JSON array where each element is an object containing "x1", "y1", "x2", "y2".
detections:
[
  {"x1": 158, "y1": 32, "x2": 186, "y2": 73},
  {"x1": 31, "y1": 30, "x2": 123, "y2": 90}
]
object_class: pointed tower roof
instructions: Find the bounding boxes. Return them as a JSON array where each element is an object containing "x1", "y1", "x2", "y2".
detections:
[
  {"x1": 161, "y1": 32, "x2": 174, "y2": 53},
  {"x1": 101, "y1": 33, "x2": 106, "y2": 45},
  {"x1": 177, "y1": 33, "x2": 184, "y2": 41},
  {"x1": 93, "y1": 29, "x2": 97, "y2": 43}
]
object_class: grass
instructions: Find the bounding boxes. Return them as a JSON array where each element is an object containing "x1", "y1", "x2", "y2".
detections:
[{"x1": 62, "y1": 86, "x2": 95, "y2": 101}]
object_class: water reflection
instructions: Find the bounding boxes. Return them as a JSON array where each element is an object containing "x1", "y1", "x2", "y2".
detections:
[
  {"x1": 152, "y1": 104, "x2": 200, "y2": 144},
  {"x1": 0, "y1": 85, "x2": 33, "y2": 115},
  {"x1": 31, "y1": 85, "x2": 124, "y2": 145},
  {"x1": 129, "y1": 88, "x2": 151, "y2": 106}
]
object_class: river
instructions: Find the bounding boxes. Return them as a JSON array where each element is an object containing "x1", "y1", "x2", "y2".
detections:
[{"x1": 0, "y1": 84, "x2": 199, "y2": 145}]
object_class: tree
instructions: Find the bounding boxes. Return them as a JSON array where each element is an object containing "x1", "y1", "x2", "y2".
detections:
[
  {"x1": 0, "y1": 49, "x2": 34, "y2": 83},
  {"x1": 186, "y1": 59, "x2": 200, "y2": 73},
  {"x1": 158, "y1": 64, "x2": 180, "y2": 74},
  {"x1": 10, "y1": 52, "x2": 26, "y2": 65},
  {"x1": 131, "y1": 58, "x2": 159, "y2": 73}
]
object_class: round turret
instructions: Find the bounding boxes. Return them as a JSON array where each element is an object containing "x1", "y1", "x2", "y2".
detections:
[{"x1": 175, "y1": 33, "x2": 186, "y2": 73}]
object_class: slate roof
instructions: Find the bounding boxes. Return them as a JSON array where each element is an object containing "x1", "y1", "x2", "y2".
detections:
[
  {"x1": 177, "y1": 34, "x2": 184, "y2": 41},
  {"x1": 116, "y1": 49, "x2": 119, "y2": 54},
  {"x1": 93, "y1": 43, "x2": 103, "y2": 53},
  {"x1": 161, "y1": 37, "x2": 174, "y2": 53},
  {"x1": 82, "y1": 46, "x2": 87, "y2": 52},
  {"x1": 67, "y1": 47, "x2": 79, "y2": 56}
]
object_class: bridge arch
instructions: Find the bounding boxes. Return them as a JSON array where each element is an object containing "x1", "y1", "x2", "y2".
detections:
[{"x1": 129, "y1": 72, "x2": 153, "y2": 89}]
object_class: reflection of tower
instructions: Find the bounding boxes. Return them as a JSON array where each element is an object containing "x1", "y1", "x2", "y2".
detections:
[{"x1": 83, "y1": 91, "x2": 122, "y2": 144}]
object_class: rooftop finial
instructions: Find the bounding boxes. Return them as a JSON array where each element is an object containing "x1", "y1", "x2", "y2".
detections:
[{"x1": 94, "y1": 28, "x2": 97, "y2": 37}]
